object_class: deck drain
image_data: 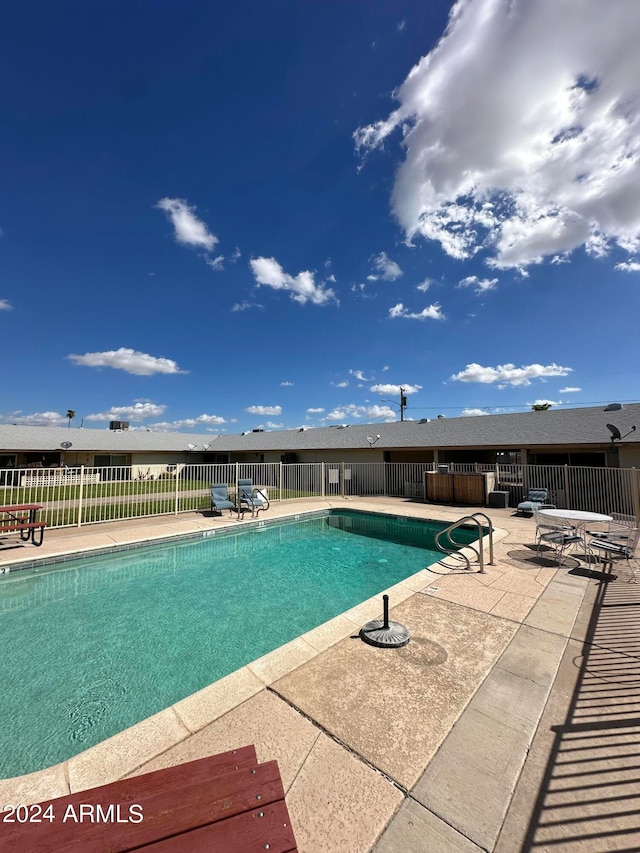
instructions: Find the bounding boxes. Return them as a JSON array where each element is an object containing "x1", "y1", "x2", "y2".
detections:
[{"x1": 360, "y1": 594, "x2": 410, "y2": 648}]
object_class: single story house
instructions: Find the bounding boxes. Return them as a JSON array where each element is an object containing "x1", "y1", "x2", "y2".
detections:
[{"x1": 0, "y1": 403, "x2": 639, "y2": 476}]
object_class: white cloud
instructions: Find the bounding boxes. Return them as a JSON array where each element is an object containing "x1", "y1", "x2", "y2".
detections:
[
  {"x1": 0, "y1": 299, "x2": 12, "y2": 310},
  {"x1": 349, "y1": 369, "x2": 369, "y2": 381},
  {"x1": 355, "y1": 0, "x2": 640, "y2": 269},
  {"x1": 231, "y1": 301, "x2": 262, "y2": 312},
  {"x1": 458, "y1": 275, "x2": 498, "y2": 295},
  {"x1": 280, "y1": 381, "x2": 294, "y2": 386},
  {"x1": 324, "y1": 403, "x2": 397, "y2": 422},
  {"x1": 416, "y1": 279, "x2": 432, "y2": 292},
  {"x1": 366, "y1": 251, "x2": 403, "y2": 282},
  {"x1": 156, "y1": 198, "x2": 218, "y2": 251},
  {"x1": 616, "y1": 260, "x2": 640, "y2": 272},
  {"x1": 450, "y1": 362, "x2": 572, "y2": 387},
  {"x1": 306, "y1": 407, "x2": 325, "y2": 413},
  {"x1": 68, "y1": 348, "x2": 188, "y2": 376},
  {"x1": 334, "y1": 381, "x2": 349, "y2": 388},
  {"x1": 265, "y1": 421, "x2": 283, "y2": 429},
  {"x1": 204, "y1": 254, "x2": 225, "y2": 271},
  {"x1": 246, "y1": 405, "x2": 282, "y2": 415},
  {"x1": 388, "y1": 302, "x2": 445, "y2": 320},
  {"x1": 1, "y1": 410, "x2": 66, "y2": 426},
  {"x1": 143, "y1": 414, "x2": 227, "y2": 432},
  {"x1": 370, "y1": 383, "x2": 422, "y2": 395},
  {"x1": 85, "y1": 402, "x2": 167, "y2": 422},
  {"x1": 560, "y1": 386, "x2": 582, "y2": 393},
  {"x1": 249, "y1": 257, "x2": 337, "y2": 306},
  {"x1": 461, "y1": 408, "x2": 490, "y2": 416}
]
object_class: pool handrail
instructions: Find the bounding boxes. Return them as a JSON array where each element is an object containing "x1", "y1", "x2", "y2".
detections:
[{"x1": 434, "y1": 512, "x2": 495, "y2": 573}]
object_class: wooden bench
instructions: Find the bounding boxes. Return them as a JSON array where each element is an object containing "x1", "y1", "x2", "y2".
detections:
[
  {"x1": 0, "y1": 745, "x2": 298, "y2": 852},
  {"x1": 0, "y1": 521, "x2": 46, "y2": 546}
]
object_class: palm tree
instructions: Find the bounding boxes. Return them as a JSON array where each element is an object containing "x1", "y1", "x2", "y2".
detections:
[{"x1": 66, "y1": 409, "x2": 76, "y2": 428}]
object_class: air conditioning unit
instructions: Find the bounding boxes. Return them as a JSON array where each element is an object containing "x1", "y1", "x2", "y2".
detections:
[{"x1": 109, "y1": 421, "x2": 129, "y2": 431}]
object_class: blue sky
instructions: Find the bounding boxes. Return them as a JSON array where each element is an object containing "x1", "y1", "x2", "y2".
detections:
[{"x1": 2, "y1": 0, "x2": 639, "y2": 433}]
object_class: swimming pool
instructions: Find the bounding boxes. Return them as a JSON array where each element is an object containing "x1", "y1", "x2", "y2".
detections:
[{"x1": 0, "y1": 510, "x2": 480, "y2": 778}]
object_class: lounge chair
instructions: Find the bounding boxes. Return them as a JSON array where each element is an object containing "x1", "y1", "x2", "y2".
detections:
[
  {"x1": 237, "y1": 478, "x2": 270, "y2": 517},
  {"x1": 210, "y1": 484, "x2": 236, "y2": 516},
  {"x1": 517, "y1": 489, "x2": 551, "y2": 516}
]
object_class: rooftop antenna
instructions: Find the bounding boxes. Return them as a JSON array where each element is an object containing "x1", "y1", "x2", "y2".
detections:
[{"x1": 366, "y1": 435, "x2": 381, "y2": 448}]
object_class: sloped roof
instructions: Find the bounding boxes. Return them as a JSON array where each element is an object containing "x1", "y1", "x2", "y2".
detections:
[{"x1": 1, "y1": 404, "x2": 638, "y2": 453}]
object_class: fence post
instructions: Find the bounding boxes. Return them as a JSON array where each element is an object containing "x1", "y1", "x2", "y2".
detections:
[
  {"x1": 563, "y1": 464, "x2": 571, "y2": 510},
  {"x1": 341, "y1": 462, "x2": 345, "y2": 498},
  {"x1": 632, "y1": 468, "x2": 640, "y2": 524},
  {"x1": 321, "y1": 462, "x2": 325, "y2": 498},
  {"x1": 174, "y1": 466, "x2": 180, "y2": 515},
  {"x1": 77, "y1": 466, "x2": 85, "y2": 527},
  {"x1": 279, "y1": 462, "x2": 283, "y2": 501}
]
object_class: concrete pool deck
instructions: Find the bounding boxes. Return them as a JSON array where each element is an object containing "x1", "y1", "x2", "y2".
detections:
[{"x1": 1, "y1": 498, "x2": 638, "y2": 851}]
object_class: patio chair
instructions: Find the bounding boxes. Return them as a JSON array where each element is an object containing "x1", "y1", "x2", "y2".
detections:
[
  {"x1": 535, "y1": 516, "x2": 584, "y2": 566},
  {"x1": 586, "y1": 512, "x2": 636, "y2": 541},
  {"x1": 237, "y1": 479, "x2": 270, "y2": 517},
  {"x1": 517, "y1": 489, "x2": 551, "y2": 516},
  {"x1": 533, "y1": 507, "x2": 569, "y2": 546},
  {"x1": 210, "y1": 484, "x2": 236, "y2": 517},
  {"x1": 586, "y1": 527, "x2": 640, "y2": 580}
]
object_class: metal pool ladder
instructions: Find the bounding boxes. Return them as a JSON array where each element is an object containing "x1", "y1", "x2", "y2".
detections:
[{"x1": 434, "y1": 512, "x2": 495, "y2": 573}]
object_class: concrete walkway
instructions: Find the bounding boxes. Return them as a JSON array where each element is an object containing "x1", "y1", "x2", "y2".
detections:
[{"x1": 0, "y1": 498, "x2": 638, "y2": 851}]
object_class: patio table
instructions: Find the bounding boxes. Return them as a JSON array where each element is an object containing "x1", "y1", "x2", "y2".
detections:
[{"x1": 537, "y1": 509, "x2": 613, "y2": 557}]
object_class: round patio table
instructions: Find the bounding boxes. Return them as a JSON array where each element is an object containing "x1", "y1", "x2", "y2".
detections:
[
  {"x1": 536, "y1": 509, "x2": 612, "y2": 530},
  {"x1": 536, "y1": 509, "x2": 613, "y2": 563}
]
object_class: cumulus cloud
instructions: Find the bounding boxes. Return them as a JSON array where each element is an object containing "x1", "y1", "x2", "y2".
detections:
[
  {"x1": 560, "y1": 386, "x2": 582, "y2": 393},
  {"x1": 461, "y1": 408, "x2": 490, "y2": 416},
  {"x1": 371, "y1": 383, "x2": 422, "y2": 395},
  {"x1": 1, "y1": 410, "x2": 66, "y2": 426},
  {"x1": 616, "y1": 260, "x2": 640, "y2": 272},
  {"x1": 280, "y1": 381, "x2": 294, "y2": 386},
  {"x1": 0, "y1": 299, "x2": 12, "y2": 310},
  {"x1": 458, "y1": 275, "x2": 498, "y2": 294},
  {"x1": 68, "y1": 348, "x2": 188, "y2": 376},
  {"x1": 249, "y1": 257, "x2": 337, "y2": 305},
  {"x1": 142, "y1": 414, "x2": 230, "y2": 432},
  {"x1": 324, "y1": 403, "x2": 397, "y2": 422},
  {"x1": 246, "y1": 405, "x2": 282, "y2": 415},
  {"x1": 388, "y1": 302, "x2": 445, "y2": 320},
  {"x1": 355, "y1": 0, "x2": 640, "y2": 270},
  {"x1": 156, "y1": 198, "x2": 218, "y2": 250},
  {"x1": 306, "y1": 407, "x2": 325, "y2": 413},
  {"x1": 451, "y1": 362, "x2": 572, "y2": 387},
  {"x1": 334, "y1": 381, "x2": 349, "y2": 388},
  {"x1": 416, "y1": 279, "x2": 432, "y2": 292},
  {"x1": 366, "y1": 251, "x2": 403, "y2": 282},
  {"x1": 85, "y1": 402, "x2": 167, "y2": 422}
]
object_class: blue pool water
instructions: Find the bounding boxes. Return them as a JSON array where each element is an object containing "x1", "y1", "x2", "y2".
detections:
[{"x1": 0, "y1": 511, "x2": 476, "y2": 778}]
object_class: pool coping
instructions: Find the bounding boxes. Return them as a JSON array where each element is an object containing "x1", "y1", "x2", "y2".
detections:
[{"x1": 0, "y1": 504, "x2": 506, "y2": 801}]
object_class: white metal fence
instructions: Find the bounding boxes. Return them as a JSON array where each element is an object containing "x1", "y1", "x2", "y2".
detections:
[{"x1": 0, "y1": 461, "x2": 638, "y2": 530}]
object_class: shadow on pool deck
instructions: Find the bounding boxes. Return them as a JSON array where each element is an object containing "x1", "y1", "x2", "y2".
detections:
[{"x1": 2, "y1": 498, "x2": 633, "y2": 851}]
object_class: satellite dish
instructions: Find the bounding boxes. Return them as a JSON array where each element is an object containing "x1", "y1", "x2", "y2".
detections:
[
  {"x1": 187, "y1": 443, "x2": 196, "y2": 451},
  {"x1": 60, "y1": 441, "x2": 72, "y2": 450},
  {"x1": 606, "y1": 423, "x2": 622, "y2": 440}
]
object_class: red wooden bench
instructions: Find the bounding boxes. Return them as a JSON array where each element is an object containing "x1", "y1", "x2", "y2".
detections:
[{"x1": 0, "y1": 745, "x2": 297, "y2": 852}]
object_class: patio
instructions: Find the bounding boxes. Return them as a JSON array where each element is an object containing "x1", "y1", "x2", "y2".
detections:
[{"x1": 0, "y1": 498, "x2": 638, "y2": 851}]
